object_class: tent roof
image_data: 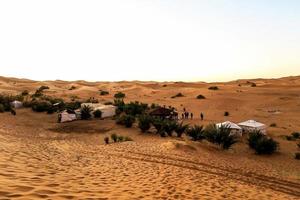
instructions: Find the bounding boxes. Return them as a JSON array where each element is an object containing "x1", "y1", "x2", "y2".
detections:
[
  {"x1": 238, "y1": 120, "x2": 265, "y2": 128},
  {"x1": 216, "y1": 121, "x2": 241, "y2": 130}
]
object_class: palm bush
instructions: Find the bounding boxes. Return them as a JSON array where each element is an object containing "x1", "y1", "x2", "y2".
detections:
[
  {"x1": 164, "y1": 120, "x2": 177, "y2": 137},
  {"x1": 80, "y1": 105, "x2": 92, "y2": 120},
  {"x1": 204, "y1": 124, "x2": 238, "y2": 149},
  {"x1": 138, "y1": 115, "x2": 152, "y2": 132},
  {"x1": 93, "y1": 109, "x2": 102, "y2": 118},
  {"x1": 175, "y1": 122, "x2": 189, "y2": 137},
  {"x1": 294, "y1": 153, "x2": 300, "y2": 160},
  {"x1": 186, "y1": 125, "x2": 205, "y2": 141}
]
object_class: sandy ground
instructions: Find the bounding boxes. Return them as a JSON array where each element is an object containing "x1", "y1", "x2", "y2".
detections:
[{"x1": 0, "y1": 76, "x2": 300, "y2": 199}]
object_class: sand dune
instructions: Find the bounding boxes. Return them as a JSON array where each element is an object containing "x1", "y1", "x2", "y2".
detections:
[{"x1": 0, "y1": 76, "x2": 300, "y2": 199}]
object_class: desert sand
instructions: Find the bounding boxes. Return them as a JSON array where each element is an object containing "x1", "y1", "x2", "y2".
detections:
[{"x1": 0, "y1": 76, "x2": 300, "y2": 199}]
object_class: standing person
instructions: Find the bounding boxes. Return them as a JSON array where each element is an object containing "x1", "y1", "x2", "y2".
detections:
[
  {"x1": 200, "y1": 112, "x2": 204, "y2": 121},
  {"x1": 191, "y1": 112, "x2": 193, "y2": 119},
  {"x1": 181, "y1": 113, "x2": 184, "y2": 119},
  {"x1": 186, "y1": 112, "x2": 189, "y2": 119}
]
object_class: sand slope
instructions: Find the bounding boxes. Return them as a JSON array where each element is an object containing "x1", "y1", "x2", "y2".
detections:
[{"x1": 0, "y1": 76, "x2": 300, "y2": 199}]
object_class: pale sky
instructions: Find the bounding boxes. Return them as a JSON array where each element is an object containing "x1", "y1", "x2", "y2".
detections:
[{"x1": 0, "y1": 0, "x2": 300, "y2": 82}]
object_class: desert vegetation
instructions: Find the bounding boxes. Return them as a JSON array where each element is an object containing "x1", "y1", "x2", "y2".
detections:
[
  {"x1": 196, "y1": 94, "x2": 206, "y2": 99},
  {"x1": 171, "y1": 93, "x2": 184, "y2": 98},
  {"x1": 208, "y1": 86, "x2": 219, "y2": 90},
  {"x1": 248, "y1": 130, "x2": 279, "y2": 154},
  {"x1": 99, "y1": 90, "x2": 109, "y2": 95}
]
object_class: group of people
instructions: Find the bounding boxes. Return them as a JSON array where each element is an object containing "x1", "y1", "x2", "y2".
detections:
[{"x1": 181, "y1": 108, "x2": 204, "y2": 120}]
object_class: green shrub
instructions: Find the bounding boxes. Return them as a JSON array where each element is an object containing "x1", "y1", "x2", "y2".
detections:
[
  {"x1": 93, "y1": 109, "x2": 102, "y2": 118},
  {"x1": 100, "y1": 90, "x2": 109, "y2": 95},
  {"x1": 21, "y1": 90, "x2": 29, "y2": 96},
  {"x1": 124, "y1": 136, "x2": 133, "y2": 141},
  {"x1": 0, "y1": 104, "x2": 4, "y2": 113},
  {"x1": 175, "y1": 122, "x2": 189, "y2": 137},
  {"x1": 116, "y1": 114, "x2": 135, "y2": 128},
  {"x1": 138, "y1": 115, "x2": 152, "y2": 132},
  {"x1": 117, "y1": 135, "x2": 124, "y2": 142},
  {"x1": 291, "y1": 132, "x2": 300, "y2": 139},
  {"x1": 32, "y1": 90, "x2": 43, "y2": 98},
  {"x1": 31, "y1": 100, "x2": 52, "y2": 112},
  {"x1": 248, "y1": 130, "x2": 278, "y2": 154},
  {"x1": 104, "y1": 137, "x2": 109, "y2": 144},
  {"x1": 80, "y1": 105, "x2": 92, "y2": 120},
  {"x1": 295, "y1": 153, "x2": 300, "y2": 160},
  {"x1": 196, "y1": 94, "x2": 206, "y2": 99},
  {"x1": 65, "y1": 101, "x2": 81, "y2": 111},
  {"x1": 286, "y1": 135, "x2": 296, "y2": 141},
  {"x1": 248, "y1": 130, "x2": 264, "y2": 149},
  {"x1": 111, "y1": 133, "x2": 118, "y2": 143},
  {"x1": 171, "y1": 93, "x2": 184, "y2": 98},
  {"x1": 224, "y1": 111, "x2": 229, "y2": 116},
  {"x1": 208, "y1": 86, "x2": 219, "y2": 90},
  {"x1": 114, "y1": 92, "x2": 125, "y2": 99},
  {"x1": 270, "y1": 123, "x2": 277, "y2": 127},
  {"x1": 186, "y1": 125, "x2": 205, "y2": 141},
  {"x1": 152, "y1": 118, "x2": 164, "y2": 133},
  {"x1": 124, "y1": 101, "x2": 148, "y2": 116},
  {"x1": 251, "y1": 82, "x2": 257, "y2": 87},
  {"x1": 69, "y1": 86, "x2": 76, "y2": 90},
  {"x1": 254, "y1": 138, "x2": 279, "y2": 155}
]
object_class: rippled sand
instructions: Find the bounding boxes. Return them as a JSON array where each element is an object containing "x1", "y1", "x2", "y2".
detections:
[{"x1": 1, "y1": 76, "x2": 300, "y2": 199}]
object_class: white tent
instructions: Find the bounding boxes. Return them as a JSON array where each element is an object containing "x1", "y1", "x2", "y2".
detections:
[
  {"x1": 58, "y1": 110, "x2": 77, "y2": 123},
  {"x1": 10, "y1": 100, "x2": 23, "y2": 109},
  {"x1": 216, "y1": 121, "x2": 242, "y2": 137},
  {"x1": 81, "y1": 103, "x2": 116, "y2": 118},
  {"x1": 238, "y1": 120, "x2": 267, "y2": 134},
  {"x1": 95, "y1": 105, "x2": 116, "y2": 118}
]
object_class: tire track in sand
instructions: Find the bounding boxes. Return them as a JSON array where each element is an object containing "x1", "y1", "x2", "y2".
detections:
[{"x1": 109, "y1": 150, "x2": 300, "y2": 197}]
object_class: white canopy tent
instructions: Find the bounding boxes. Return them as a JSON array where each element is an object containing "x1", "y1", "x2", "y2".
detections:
[
  {"x1": 58, "y1": 110, "x2": 77, "y2": 123},
  {"x1": 10, "y1": 100, "x2": 23, "y2": 109},
  {"x1": 238, "y1": 120, "x2": 267, "y2": 135},
  {"x1": 81, "y1": 103, "x2": 116, "y2": 118},
  {"x1": 216, "y1": 121, "x2": 242, "y2": 137}
]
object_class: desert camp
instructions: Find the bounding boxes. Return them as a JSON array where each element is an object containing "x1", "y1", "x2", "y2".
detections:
[{"x1": 1, "y1": 1, "x2": 300, "y2": 199}]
